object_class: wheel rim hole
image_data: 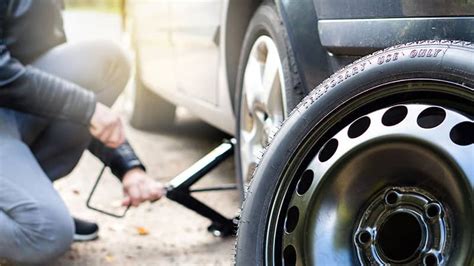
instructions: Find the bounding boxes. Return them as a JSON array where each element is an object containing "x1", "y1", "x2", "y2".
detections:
[
  {"x1": 283, "y1": 245, "x2": 297, "y2": 266},
  {"x1": 256, "y1": 43, "x2": 268, "y2": 63},
  {"x1": 297, "y1": 170, "x2": 314, "y2": 195},
  {"x1": 417, "y1": 107, "x2": 446, "y2": 129},
  {"x1": 450, "y1": 121, "x2": 474, "y2": 146},
  {"x1": 358, "y1": 230, "x2": 372, "y2": 245},
  {"x1": 263, "y1": 112, "x2": 269, "y2": 121},
  {"x1": 382, "y1": 106, "x2": 408, "y2": 126},
  {"x1": 318, "y1": 138, "x2": 338, "y2": 162},
  {"x1": 426, "y1": 203, "x2": 441, "y2": 219},
  {"x1": 424, "y1": 253, "x2": 439, "y2": 266},
  {"x1": 348, "y1": 116, "x2": 371, "y2": 138},
  {"x1": 285, "y1": 206, "x2": 299, "y2": 233},
  {"x1": 385, "y1": 191, "x2": 399, "y2": 205},
  {"x1": 377, "y1": 212, "x2": 422, "y2": 262}
]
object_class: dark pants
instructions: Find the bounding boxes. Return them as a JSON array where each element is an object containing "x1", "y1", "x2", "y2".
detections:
[{"x1": 0, "y1": 40, "x2": 130, "y2": 264}]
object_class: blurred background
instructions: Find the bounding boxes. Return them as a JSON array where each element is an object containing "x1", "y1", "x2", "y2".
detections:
[{"x1": 65, "y1": 0, "x2": 123, "y2": 12}]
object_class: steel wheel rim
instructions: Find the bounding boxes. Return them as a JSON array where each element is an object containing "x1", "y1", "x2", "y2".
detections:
[
  {"x1": 239, "y1": 35, "x2": 287, "y2": 181},
  {"x1": 264, "y1": 83, "x2": 473, "y2": 266}
]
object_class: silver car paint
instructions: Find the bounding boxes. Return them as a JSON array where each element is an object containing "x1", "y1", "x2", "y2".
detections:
[{"x1": 130, "y1": 0, "x2": 235, "y2": 134}]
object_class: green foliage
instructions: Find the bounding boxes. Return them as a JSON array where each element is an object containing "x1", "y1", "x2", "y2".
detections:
[{"x1": 64, "y1": 0, "x2": 123, "y2": 13}]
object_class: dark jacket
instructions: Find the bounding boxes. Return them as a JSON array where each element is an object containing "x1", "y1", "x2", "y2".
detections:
[
  {"x1": 0, "y1": 0, "x2": 95, "y2": 125},
  {"x1": 0, "y1": 0, "x2": 144, "y2": 179}
]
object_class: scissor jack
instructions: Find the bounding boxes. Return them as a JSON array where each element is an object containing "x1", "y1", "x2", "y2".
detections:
[{"x1": 87, "y1": 139, "x2": 239, "y2": 237}]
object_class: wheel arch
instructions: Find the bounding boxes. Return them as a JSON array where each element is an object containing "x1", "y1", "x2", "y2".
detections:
[
  {"x1": 275, "y1": 0, "x2": 332, "y2": 93},
  {"x1": 224, "y1": 0, "x2": 264, "y2": 113},
  {"x1": 225, "y1": 0, "x2": 331, "y2": 113}
]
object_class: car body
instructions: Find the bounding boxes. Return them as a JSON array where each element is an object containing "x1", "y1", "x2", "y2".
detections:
[
  {"x1": 125, "y1": 0, "x2": 474, "y2": 187},
  {"x1": 125, "y1": 0, "x2": 473, "y2": 135},
  {"x1": 125, "y1": 2, "x2": 474, "y2": 264}
]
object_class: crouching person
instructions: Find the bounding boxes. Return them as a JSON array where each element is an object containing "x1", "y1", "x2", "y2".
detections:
[{"x1": 0, "y1": 0, "x2": 165, "y2": 264}]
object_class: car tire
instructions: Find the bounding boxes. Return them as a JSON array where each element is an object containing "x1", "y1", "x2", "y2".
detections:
[
  {"x1": 130, "y1": 57, "x2": 176, "y2": 130},
  {"x1": 235, "y1": 3, "x2": 304, "y2": 193},
  {"x1": 236, "y1": 41, "x2": 473, "y2": 265}
]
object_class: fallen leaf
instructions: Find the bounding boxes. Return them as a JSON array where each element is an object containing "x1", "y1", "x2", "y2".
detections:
[
  {"x1": 105, "y1": 255, "x2": 114, "y2": 263},
  {"x1": 136, "y1": 226, "x2": 149, "y2": 236}
]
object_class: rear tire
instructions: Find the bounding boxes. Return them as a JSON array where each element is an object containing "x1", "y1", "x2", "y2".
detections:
[
  {"x1": 235, "y1": 3, "x2": 304, "y2": 191},
  {"x1": 236, "y1": 41, "x2": 474, "y2": 265},
  {"x1": 130, "y1": 57, "x2": 176, "y2": 130}
]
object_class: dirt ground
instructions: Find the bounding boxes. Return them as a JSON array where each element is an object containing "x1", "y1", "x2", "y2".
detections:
[
  {"x1": 53, "y1": 112, "x2": 239, "y2": 266},
  {"x1": 3, "y1": 10, "x2": 240, "y2": 266}
]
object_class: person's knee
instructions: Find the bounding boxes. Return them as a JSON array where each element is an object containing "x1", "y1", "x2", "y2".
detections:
[
  {"x1": 11, "y1": 201, "x2": 74, "y2": 264},
  {"x1": 100, "y1": 40, "x2": 131, "y2": 89},
  {"x1": 111, "y1": 41, "x2": 131, "y2": 80},
  {"x1": 92, "y1": 40, "x2": 131, "y2": 105}
]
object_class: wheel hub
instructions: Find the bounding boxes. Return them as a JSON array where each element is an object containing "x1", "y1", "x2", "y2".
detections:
[
  {"x1": 355, "y1": 187, "x2": 448, "y2": 265},
  {"x1": 269, "y1": 103, "x2": 472, "y2": 265}
]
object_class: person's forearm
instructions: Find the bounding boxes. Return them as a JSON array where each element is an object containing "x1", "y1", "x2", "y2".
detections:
[
  {"x1": 0, "y1": 66, "x2": 96, "y2": 125},
  {"x1": 88, "y1": 139, "x2": 146, "y2": 181},
  {"x1": 0, "y1": 44, "x2": 96, "y2": 125}
]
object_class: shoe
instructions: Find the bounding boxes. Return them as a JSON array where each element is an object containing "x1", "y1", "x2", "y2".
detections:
[{"x1": 73, "y1": 218, "x2": 99, "y2": 241}]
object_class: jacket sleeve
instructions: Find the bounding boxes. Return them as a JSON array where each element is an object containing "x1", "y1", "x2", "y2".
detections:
[
  {"x1": 0, "y1": 44, "x2": 97, "y2": 125},
  {"x1": 88, "y1": 139, "x2": 147, "y2": 181}
]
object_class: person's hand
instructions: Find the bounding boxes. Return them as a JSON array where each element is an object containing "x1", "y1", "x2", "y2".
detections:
[
  {"x1": 89, "y1": 102, "x2": 125, "y2": 148},
  {"x1": 122, "y1": 168, "x2": 166, "y2": 207}
]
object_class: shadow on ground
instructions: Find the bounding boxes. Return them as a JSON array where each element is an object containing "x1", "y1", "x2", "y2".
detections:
[{"x1": 52, "y1": 109, "x2": 239, "y2": 265}]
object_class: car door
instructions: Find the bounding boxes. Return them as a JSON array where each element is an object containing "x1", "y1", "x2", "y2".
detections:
[
  {"x1": 130, "y1": 0, "x2": 177, "y2": 95},
  {"x1": 170, "y1": 0, "x2": 223, "y2": 105}
]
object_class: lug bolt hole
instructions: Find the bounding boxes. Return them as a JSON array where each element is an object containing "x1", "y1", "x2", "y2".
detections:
[
  {"x1": 263, "y1": 112, "x2": 269, "y2": 121},
  {"x1": 450, "y1": 121, "x2": 474, "y2": 146},
  {"x1": 357, "y1": 230, "x2": 372, "y2": 246},
  {"x1": 348, "y1": 116, "x2": 371, "y2": 139},
  {"x1": 425, "y1": 203, "x2": 442, "y2": 219},
  {"x1": 285, "y1": 206, "x2": 299, "y2": 233},
  {"x1": 318, "y1": 138, "x2": 338, "y2": 162},
  {"x1": 382, "y1": 105, "x2": 408, "y2": 126},
  {"x1": 417, "y1": 107, "x2": 446, "y2": 129},
  {"x1": 384, "y1": 190, "x2": 400, "y2": 206},
  {"x1": 297, "y1": 170, "x2": 314, "y2": 195},
  {"x1": 283, "y1": 245, "x2": 297, "y2": 266},
  {"x1": 423, "y1": 253, "x2": 439, "y2": 266}
]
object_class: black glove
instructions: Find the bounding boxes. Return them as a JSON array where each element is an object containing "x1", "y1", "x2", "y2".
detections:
[{"x1": 88, "y1": 139, "x2": 146, "y2": 181}]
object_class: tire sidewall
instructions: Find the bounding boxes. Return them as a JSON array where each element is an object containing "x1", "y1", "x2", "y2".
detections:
[
  {"x1": 236, "y1": 41, "x2": 474, "y2": 265},
  {"x1": 235, "y1": 3, "x2": 302, "y2": 190}
]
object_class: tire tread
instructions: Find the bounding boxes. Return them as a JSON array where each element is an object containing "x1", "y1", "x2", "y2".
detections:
[{"x1": 235, "y1": 40, "x2": 474, "y2": 265}]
